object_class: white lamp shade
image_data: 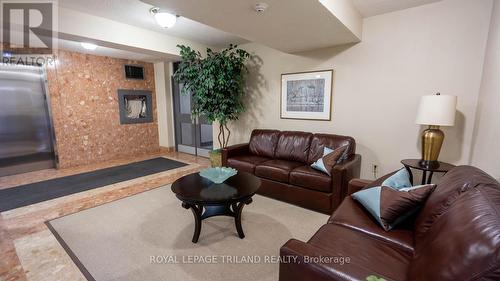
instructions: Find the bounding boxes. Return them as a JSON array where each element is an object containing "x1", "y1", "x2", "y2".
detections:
[{"x1": 415, "y1": 94, "x2": 457, "y2": 126}]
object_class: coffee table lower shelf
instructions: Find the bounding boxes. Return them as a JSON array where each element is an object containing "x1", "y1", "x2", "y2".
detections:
[{"x1": 181, "y1": 197, "x2": 253, "y2": 243}]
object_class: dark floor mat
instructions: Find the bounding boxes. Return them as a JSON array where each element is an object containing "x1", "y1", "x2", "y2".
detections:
[{"x1": 0, "y1": 157, "x2": 188, "y2": 212}]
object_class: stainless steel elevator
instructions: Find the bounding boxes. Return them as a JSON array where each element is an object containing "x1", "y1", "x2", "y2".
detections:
[{"x1": 0, "y1": 64, "x2": 57, "y2": 177}]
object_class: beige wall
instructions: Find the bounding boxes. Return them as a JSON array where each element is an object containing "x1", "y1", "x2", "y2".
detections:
[
  {"x1": 220, "y1": 0, "x2": 493, "y2": 179},
  {"x1": 471, "y1": 0, "x2": 500, "y2": 179},
  {"x1": 154, "y1": 62, "x2": 176, "y2": 148}
]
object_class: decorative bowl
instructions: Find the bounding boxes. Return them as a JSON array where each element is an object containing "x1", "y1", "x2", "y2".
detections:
[{"x1": 199, "y1": 167, "x2": 238, "y2": 184}]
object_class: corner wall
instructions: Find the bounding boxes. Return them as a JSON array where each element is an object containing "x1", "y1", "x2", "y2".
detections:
[
  {"x1": 221, "y1": 0, "x2": 492, "y2": 179},
  {"x1": 471, "y1": 0, "x2": 500, "y2": 179},
  {"x1": 154, "y1": 61, "x2": 176, "y2": 148}
]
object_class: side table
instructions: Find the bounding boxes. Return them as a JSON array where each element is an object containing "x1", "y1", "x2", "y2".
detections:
[{"x1": 401, "y1": 159, "x2": 455, "y2": 185}]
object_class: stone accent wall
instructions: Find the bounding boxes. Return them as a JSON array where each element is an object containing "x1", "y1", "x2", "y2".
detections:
[{"x1": 46, "y1": 50, "x2": 159, "y2": 168}]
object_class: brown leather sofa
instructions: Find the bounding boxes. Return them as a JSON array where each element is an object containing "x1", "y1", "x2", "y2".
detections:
[
  {"x1": 221, "y1": 129, "x2": 361, "y2": 214},
  {"x1": 279, "y1": 165, "x2": 500, "y2": 281}
]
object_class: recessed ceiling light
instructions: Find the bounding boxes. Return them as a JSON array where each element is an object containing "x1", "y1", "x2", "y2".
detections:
[
  {"x1": 81, "y1": 42, "x2": 97, "y2": 50},
  {"x1": 150, "y1": 7, "x2": 177, "y2": 28}
]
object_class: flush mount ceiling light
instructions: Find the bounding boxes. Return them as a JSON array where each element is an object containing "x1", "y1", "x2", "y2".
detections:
[
  {"x1": 254, "y1": 3, "x2": 269, "y2": 13},
  {"x1": 80, "y1": 42, "x2": 97, "y2": 50},
  {"x1": 150, "y1": 7, "x2": 177, "y2": 28}
]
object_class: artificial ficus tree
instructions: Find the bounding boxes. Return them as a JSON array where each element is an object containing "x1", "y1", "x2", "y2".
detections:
[{"x1": 173, "y1": 44, "x2": 250, "y2": 148}]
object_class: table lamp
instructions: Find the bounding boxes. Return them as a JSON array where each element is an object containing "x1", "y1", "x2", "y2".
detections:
[{"x1": 415, "y1": 93, "x2": 457, "y2": 169}]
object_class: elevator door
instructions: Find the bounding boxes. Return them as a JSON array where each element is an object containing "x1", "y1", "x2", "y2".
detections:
[{"x1": 0, "y1": 64, "x2": 56, "y2": 177}]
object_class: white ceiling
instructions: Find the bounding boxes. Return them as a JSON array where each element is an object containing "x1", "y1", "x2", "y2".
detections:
[
  {"x1": 352, "y1": 0, "x2": 442, "y2": 17},
  {"x1": 143, "y1": 0, "x2": 361, "y2": 53},
  {"x1": 57, "y1": 0, "x2": 444, "y2": 55},
  {"x1": 58, "y1": 0, "x2": 247, "y2": 48}
]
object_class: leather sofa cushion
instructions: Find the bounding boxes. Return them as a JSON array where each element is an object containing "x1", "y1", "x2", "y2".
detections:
[
  {"x1": 328, "y1": 196, "x2": 414, "y2": 253},
  {"x1": 289, "y1": 166, "x2": 332, "y2": 193},
  {"x1": 227, "y1": 155, "x2": 270, "y2": 174},
  {"x1": 307, "y1": 134, "x2": 356, "y2": 164},
  {"x1": 414, "y1": 166, "x2": 499, "y2": 240},
  {"x1": 274, "y1": 131, "x2": 313, "y2": 163},
  {"x1": 248, "y1": 129, "x2": 280, "y2": 158},
  {"x1": 408, "y1": 183, "x2": 500, "y2": 280},
  {"x1": 308, "y1": 224, "x2": 411, "y2": 281},
  {"x1": 255, "y1": 160, "x2": 303, "y2": 183}
]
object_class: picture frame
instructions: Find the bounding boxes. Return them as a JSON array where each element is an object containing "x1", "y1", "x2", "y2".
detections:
[{"x1": 280, "y1": 69, "x2": 333, "y2": 121}]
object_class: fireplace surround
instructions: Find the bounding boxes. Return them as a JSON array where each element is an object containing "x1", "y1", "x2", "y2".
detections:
[{"x1": 118, "y1": 89, "x2": 153, "y2": 124}]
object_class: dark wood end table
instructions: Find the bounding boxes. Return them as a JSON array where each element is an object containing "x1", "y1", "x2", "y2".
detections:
[
  {"x1": 171, "y1": 171, "x2": 261, "y2": 243},
  {"x1": 401, "y1": 159, "x2": 455, "y2": 185}
]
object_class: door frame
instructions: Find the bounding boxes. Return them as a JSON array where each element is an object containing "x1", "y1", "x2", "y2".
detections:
[
  {"x1": 171, "y1": 70, "x2": 195, "y2": 155},
  {"x1": 171, "y1": 63, "x2": 213, "y2": 157},
  {"x1": 41, "y1": 66, "x2": 59, "y2": 168}
]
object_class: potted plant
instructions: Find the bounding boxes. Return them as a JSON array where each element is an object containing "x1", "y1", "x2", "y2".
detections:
[{"x1": 173, "y1": 44, "x2": 250, "y2": 167}]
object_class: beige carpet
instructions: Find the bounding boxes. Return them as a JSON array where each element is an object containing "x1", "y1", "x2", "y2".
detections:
[{"x1": 48, "y1": 185, "x2": 328, "y2": 281}]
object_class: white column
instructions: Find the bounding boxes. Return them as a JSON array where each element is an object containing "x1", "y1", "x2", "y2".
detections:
[{"x1": 154, "y1": 61, "x2": 175, "y2": 148}]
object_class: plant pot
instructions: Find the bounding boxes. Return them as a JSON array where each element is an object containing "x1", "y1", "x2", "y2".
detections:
[{"x1": 209, "y1": 149, "x2": 222, "y2": 167}]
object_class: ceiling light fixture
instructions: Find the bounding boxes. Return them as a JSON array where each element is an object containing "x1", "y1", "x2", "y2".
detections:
[
  {"x1": 150, "y1": 7, "x2": 177, "y2": 28},
  {"x1": 254, "y1": 3, "x2": 269, "y2": 13},
  {"x1": 80, "y1": 42, "x2": 97, "y2": 50}
]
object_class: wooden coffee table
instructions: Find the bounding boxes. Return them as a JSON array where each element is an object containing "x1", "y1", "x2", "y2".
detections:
[{"x1": 171, "y1": 171, "x2": 261, "y2": 243}]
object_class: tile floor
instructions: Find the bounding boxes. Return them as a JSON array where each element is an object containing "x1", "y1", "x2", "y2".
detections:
[{"x1": 0, "y1": 151, "x2": 210, "y2": 281}]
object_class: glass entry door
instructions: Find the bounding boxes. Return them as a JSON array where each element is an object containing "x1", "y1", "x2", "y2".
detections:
[
  {"x1": 197, "y1": 114, "x2": 213, "y2": 157},
  {"x1": 172, "y1": 63, "x2": 213, "y2": 157}
]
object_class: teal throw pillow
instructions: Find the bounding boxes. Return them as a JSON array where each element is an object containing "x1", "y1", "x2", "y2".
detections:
[
  {"x1": 311, "y1": 145, "x2": 348, "y2": 176},
  {"x1": 381, "y1": 168, "x2": 412, "y2": 190},
  {"x1": 352, "y1": 184, "x2": 436, "y2": 231}
]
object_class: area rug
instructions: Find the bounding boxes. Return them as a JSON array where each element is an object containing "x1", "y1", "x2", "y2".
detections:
[
  {"x1": 47, "y1": 185, "x2": 328, "y2": 281},
  {"x1": 0, "y1": 157, "x2": 187, "y2": 212}
]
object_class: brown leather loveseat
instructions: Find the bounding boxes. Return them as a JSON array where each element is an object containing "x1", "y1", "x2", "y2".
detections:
[
  {"x1": 222, "y1": 129, "x2": 361, "y2": 214},
  {"x1": 279, "y1": 165, "x2": 500, "y2": 280}
]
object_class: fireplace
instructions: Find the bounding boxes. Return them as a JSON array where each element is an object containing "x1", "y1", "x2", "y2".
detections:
[{"x1": 117, "y1": 89, "x2": 153, "y2": 124}]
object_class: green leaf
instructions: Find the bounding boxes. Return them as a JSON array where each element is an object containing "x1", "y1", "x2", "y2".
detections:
[
  {"x1": 366, "y1": 276, "x2": 387, "y2": 281},
  {"x1": 174, "y1": 44, "x2": 250, "y2": 148}
]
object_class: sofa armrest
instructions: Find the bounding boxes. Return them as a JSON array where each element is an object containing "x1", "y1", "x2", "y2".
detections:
[
  {"x1": 331, "y1": 154, "x2": 361, "y2": 208},
  {"x1": 347, "y1": 179, "x2": 372, "y2": 195},
  {"x1": 221, "y1": 143, "x2": 249, "y2": 166},
  {"x1": 346, "y1": 171, "x2": 399, "y2": 195},
  {"x1": 279, "y1": 239, "x2": 375, "y2": 281}
]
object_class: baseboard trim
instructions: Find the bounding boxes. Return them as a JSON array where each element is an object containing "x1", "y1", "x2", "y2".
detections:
[{"x1": 159, "y1": 146, "x2": 175, "y2": 153}]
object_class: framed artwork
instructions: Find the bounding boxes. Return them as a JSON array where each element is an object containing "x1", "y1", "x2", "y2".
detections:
[{"x1": 280, "y1": 70, "x2": 333, "y2": 120}]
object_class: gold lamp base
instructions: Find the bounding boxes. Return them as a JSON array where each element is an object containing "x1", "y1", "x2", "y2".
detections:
[{"x1": 420, "y1": 125, "x2": 444, "y2": 169}]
